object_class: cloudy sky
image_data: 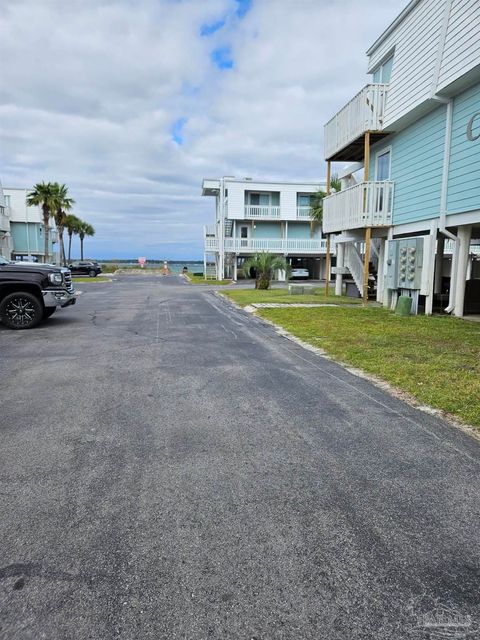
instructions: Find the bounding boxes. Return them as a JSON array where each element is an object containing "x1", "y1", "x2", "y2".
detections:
[{"x1": 0, "y1": 0, "x2": 404, "y2": 260}]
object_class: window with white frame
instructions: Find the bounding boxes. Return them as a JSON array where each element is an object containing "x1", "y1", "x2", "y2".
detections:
[
  {"x1": 372, "y1": 54, "x2": 394, "y2": 83},
  {"x1": 375, "y1": 148, "x2": 391, "y2": 181}
]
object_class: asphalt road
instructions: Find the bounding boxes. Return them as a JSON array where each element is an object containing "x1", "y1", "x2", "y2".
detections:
[{"x1": 1, "y1": 275, "x2": 479, "y2": 640}]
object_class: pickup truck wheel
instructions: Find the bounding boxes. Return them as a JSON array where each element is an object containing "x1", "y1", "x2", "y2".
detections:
[
  {"x1": 43, "y1": 307, "x2": 57, "y2": 319},
  {"x1": 89, "y1": 270, "x2": 97, "y2": 277},
  {"x1": 0, "y1": 292, "x2": 43, "y2": 329}
]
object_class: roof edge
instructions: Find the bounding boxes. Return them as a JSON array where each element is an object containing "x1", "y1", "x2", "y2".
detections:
[{"x1": 366, "y1": 0, "x2": 423, "y2": 56}]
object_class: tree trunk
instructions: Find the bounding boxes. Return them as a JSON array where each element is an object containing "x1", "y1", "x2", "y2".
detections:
[
  {"x1": 58, "y1": 226, "x2": 65, "y2": 266},
  {"x1": 68, "y1": 232, "x2": 72, "y2": 263},
  {"x1": 256, "y1": 276, "x2": 270, "y2": 290},
  {"x1": 43, "y1": 204, "x2": 49, "y2": 263},
  {"x1": 80, "y1": 236, "x2": 84, "y2": 260}
]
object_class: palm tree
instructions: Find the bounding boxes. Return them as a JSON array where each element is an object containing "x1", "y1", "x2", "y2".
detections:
[
  {"x1": 243, "y1": 252, "x2": 290, "y2": 290},
  {"x1": 65, "y1": 214, "x2": 82, "y2": 263},
  {"x1": 78, "y1": 221, "x2": 95, "y2": 260},
  {"x1": 51, "y1": 183, "x2": 75, "y2": 266},
  {"x1": 309, "y1": 175, "x2": 342, "y2": 230},
  {"x1": 26, "y1": 182, "x2": 56, "y2": 262}
]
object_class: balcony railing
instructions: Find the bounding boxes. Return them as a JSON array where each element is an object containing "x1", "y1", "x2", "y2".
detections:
[
  {"x1": 444, "y1": 240, "x2": 480, "y2": 255},
  {"x1": 324, "y1": 83, "x2": 389, "y2": 161},
  {"x1": 204, "y1": 236, "x2": 219, "y2": 251},
  {"x1": 244, "y1": 205, "x2": 280, "y2": 219},
  {"x1": 323, "y1": 181, "x2": 394, "y2": 234},
  {"x1": 296, "y1": 206, "x2": 312, "y2": 219},
  {"x1": 204, "y1": 237, "x2": 327, "y2": 254}
]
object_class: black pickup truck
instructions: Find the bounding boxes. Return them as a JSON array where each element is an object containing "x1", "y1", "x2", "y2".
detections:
[{"x1": 0, "y1": 257, "x2": 78, "y2": 329}]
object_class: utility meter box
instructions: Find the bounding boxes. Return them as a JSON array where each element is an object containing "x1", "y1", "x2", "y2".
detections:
[
  {"x1": 386, "y1": 241, "x2": 399, "y2": 289},
  {"x1": 386, "y1": 237, "x2": 424, "y2": 290}
]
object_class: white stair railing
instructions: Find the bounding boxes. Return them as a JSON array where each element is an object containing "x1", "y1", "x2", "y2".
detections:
[{"x1": 345, "y1": 243, "x2": 365, "y2": 296}]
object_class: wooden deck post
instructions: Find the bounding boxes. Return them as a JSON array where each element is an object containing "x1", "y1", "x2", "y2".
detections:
[
  {"x1": 363, "y1": 226, "x2": 371, "y2": 306},
  {"x1": 362, "y1": 132, "x2": 371, "y2": 305},
  {"x1": 364, "y1": 132, "x2": 370, "y2": 181}
]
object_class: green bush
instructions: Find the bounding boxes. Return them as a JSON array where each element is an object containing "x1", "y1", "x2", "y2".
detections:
[{"x1": 101, "y1": 263, "x2": 119, "y2": 273}]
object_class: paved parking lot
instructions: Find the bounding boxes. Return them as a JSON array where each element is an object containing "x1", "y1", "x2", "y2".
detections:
[{"x1": 1, "y1": 275, "x2": 479, "y2": 639}]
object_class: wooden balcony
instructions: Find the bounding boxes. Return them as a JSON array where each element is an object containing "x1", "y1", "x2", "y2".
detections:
[
  {"x1": 323, "y1": 181, "x2": 394, "y2": 234},
  {"x1": 324, "y1": 83, "x2": 389, "y2": 162}
]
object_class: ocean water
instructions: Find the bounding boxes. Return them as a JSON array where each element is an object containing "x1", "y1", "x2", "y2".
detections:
[{"x1": 102, "y1": 261, "x2": 204, "y2": 274}]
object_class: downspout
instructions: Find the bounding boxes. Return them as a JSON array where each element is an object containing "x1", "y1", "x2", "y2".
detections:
[
  {"x1": 438, "y1": 98, "x2": 455, "y2": 241},
  {"x1": 436, "y1": 98, "x2": 457, "y2": 312},
  {"x1": 430, "y1": 0, "x2": 457, "y2": 312}
]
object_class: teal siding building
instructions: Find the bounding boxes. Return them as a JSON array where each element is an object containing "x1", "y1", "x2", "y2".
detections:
[
  {"x1": 323, "y1": 0, "x2": 480, "y2": 317},
  {"x1": 370, "y1": 104, "x2": 447, "y2": 226},
  {"x1": 10, "y1": 221, "x2": 54, "y2": 258},
  {"x1": 448, "y1": 83, "x2": 480, "y2": 215}
]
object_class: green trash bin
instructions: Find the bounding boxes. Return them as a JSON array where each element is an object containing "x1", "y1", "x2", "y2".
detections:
[{"x1": 395, "y1": 295, "x2": 413, "y2": 316}]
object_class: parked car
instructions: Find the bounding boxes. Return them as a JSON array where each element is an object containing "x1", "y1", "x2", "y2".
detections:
[
  {"x1": 68, "y1": 261, "x2": 102, "y2": 277},
  {"x1": 0, "y1": 256, "x2": 78, "y2": 329},
  {"x1": 290, "y1": 268, "x2": 309, "y2": 279}
]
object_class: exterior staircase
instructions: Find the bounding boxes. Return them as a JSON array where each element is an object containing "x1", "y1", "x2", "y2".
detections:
[
  {"x1": 343, "y1": 239, "x2": 379, "y2": 298},
  {"x1": 345, "y1": 243, "x2": 366, "y2": 296},
  {"x1": 224, "y1": 219, "x2": 233, "y2": 237}
]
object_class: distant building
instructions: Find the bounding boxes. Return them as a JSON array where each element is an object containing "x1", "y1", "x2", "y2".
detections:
[
  {"x1": 3, "y1": 187, "x2": 57, "y2": 262},
  {"x1": 323, "y1": 0, "x2": 480, "y2": 316},
  {"x1": 201, "y1": 177, "x2": 327, "y2": 280},
  {"x1": 0, "y1": 180, "x2": 13, "y2": 258}
]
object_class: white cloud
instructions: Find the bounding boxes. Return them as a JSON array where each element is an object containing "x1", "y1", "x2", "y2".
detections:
[{"x1": 0, "y1": 0, "x2": 403, "y2": 258}]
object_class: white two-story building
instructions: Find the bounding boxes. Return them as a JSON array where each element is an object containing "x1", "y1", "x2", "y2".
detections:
[
  {"x1": 323, "y1": 0, "x2": 480, "y2": 316},
  {"x1": 201, "y1": 177, "x2": 327, "y2": 280}
]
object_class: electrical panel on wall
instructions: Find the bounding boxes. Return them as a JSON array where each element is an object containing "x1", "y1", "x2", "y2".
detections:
[
  {"x1": 386, "y1": 237, "x2": 425, "y2": 291},
  {"x1": 386, "y1": 240, "x2": 399, "y2": 289}
]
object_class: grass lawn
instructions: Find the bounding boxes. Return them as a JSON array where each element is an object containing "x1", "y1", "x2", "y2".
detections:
[
  {"x1": 72, "y1": 276, "x2": 111, "y2": 283},
  {"x1": 256, "y1": 305, "x2": 480, "y2": 428},
  {"x1": 186, "y1": 274, "x2": 232, "y2": 285},
  {"x1": 223, "y1": 287, "x2": 361, "y2": 306}
]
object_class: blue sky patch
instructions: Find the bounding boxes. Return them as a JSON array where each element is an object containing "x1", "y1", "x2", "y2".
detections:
[
  {"x1": 211, "y1": 46, "x2": 233, "y2": 70},
  {"x1": 235, "y1": 0, "x2": 252, "y2": 18},
  {"x1": 200, "y1": 18, "x2": 226, "y2": 37},
  {"x1": 171, "y1": 117, "x2": 188, "y2": 145}
]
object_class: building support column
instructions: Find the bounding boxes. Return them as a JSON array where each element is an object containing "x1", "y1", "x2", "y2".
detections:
[
  {"x1": 325, "y1": 235, "x2": 331, "y2": 296},
  {"x1": 453, "y1": 225, "x2": 472, "y2": 317},
  {"x1": 233, "y1": 255, "x2": 238, "y2": 281},
  {"x1": 383, "y1": 228, "x2": 393, "y2": 307},
  {"x1": 425, "y1": 220, "x2": 439, "y2": 316},
  {"x1": 434, "y1": 234, "x2": 445, "y2": 294},
  {"x1": 376, "y1": 238, "x2": 386, "y2": 303},
  {"x1": 335, "y1": 241, "x2": 345, "y2": 296},
  {"x1": 363, "y1": 227, "x2": 372, "y2": 306},
  {"x1": 203, "y1": 253, "x2": 207, "y2": 280}
]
